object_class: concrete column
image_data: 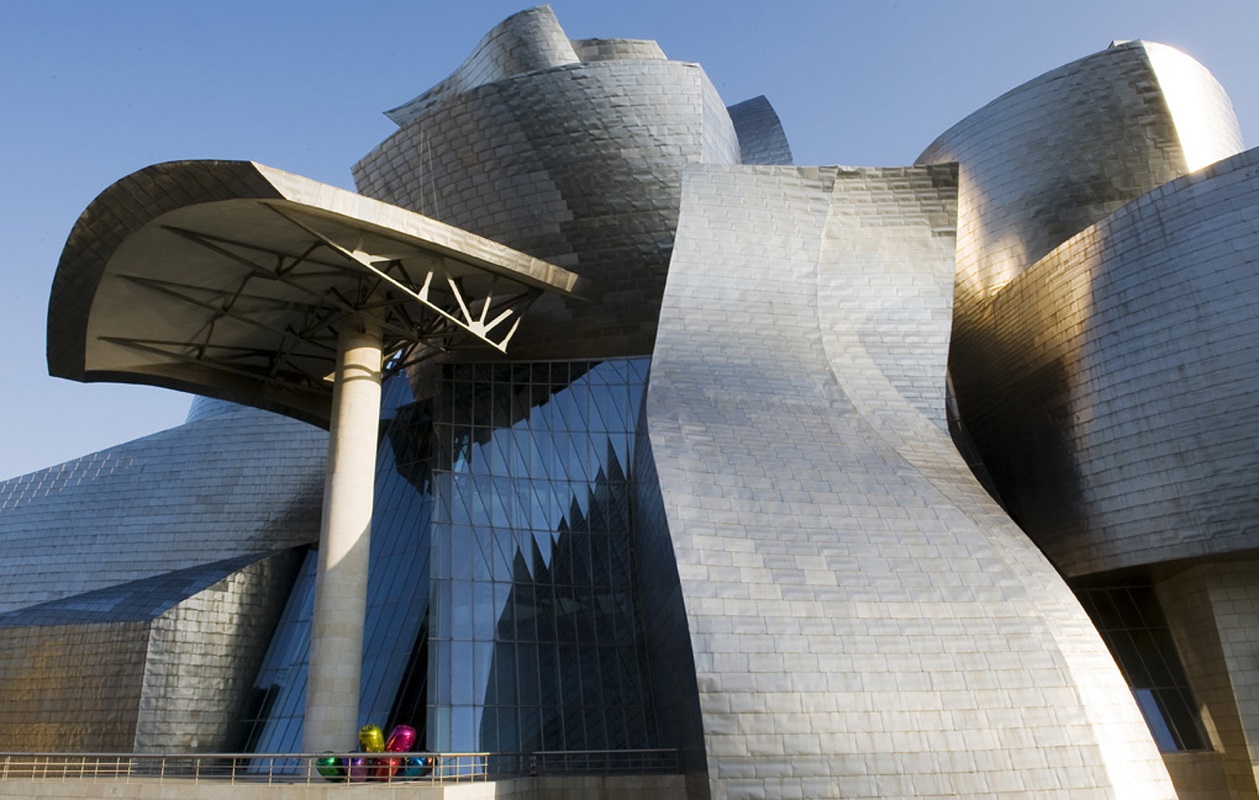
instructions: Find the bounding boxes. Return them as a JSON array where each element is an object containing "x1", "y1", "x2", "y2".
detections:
[{"x1": 302, "y1": 317, "x2": 383, "y2": 752}]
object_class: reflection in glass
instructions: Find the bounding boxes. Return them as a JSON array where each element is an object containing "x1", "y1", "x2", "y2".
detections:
[
  {"x1": 242, "y1": 359, "x2": 658, "y2": 755},
  {"x1": 1077, "y1": 583, "x2": 1209, "y2": 752}
]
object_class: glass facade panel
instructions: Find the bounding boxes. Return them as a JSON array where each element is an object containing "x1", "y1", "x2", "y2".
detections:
[
  {"x1": 1077, "y1": 583, "x2": 1209, "y2": 752},
  {"x1": 243, "y1": 358, "x2": 657, "y2": 754}
]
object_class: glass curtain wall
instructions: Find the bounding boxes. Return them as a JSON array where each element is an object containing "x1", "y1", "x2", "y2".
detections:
[
  {"x1": 242, "y1": 358, "x2": 658, "y2": 755},
  {"x1": 428, "y1": 359, "x2": 656, "y2": 753}
]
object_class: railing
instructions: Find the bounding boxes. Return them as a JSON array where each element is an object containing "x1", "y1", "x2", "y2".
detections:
[
  {"x1": 0, "y1": 749, "x2": 679, "y2": 785},
  {"x1": 526, "y1": 749, "x2": 679, "y2": 775}
]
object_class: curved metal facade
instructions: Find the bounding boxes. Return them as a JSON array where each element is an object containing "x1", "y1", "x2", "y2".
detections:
[
  {"x1": 0, "y1": 404, "x2": 324, "y2": 612},
  {"x1": 727, "y1": 95, "x2": 794, "y2": 166},
  {"x1": 949, "y1": 146, "x2": 1259, "y2": 577},
  {"x1": 917, "y1": 40, "x2": 1259, "y2": 798},
  {"x1": 643, "y1": 163, "x2": 1173, "y2": 799},
  {"x1": 384, "y1": 6, "x2": 582, "y2": 127},
  {"x1": 917, "y1": 40, "x2": 1241, "y2": 311},
  {"x1": 0, "y1": 404, "x2": 323, "y2": 751},
  {"x1": 920, "y1": 38, "x2": 1253, "y2": 578},
  {"x1": 12, "y1": 8, "x2": 1259, "y2": 799},
  {"x1": 47, "y1": 160, "x2": 579, "y2": 427},
  {"x1": 353, "y1": 7, "x2": 741, "y2": 360}
]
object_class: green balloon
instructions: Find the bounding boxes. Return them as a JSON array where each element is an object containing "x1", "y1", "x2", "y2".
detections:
[{"x1": 315, "y1": 754, "x2": 346, "y2": 781}]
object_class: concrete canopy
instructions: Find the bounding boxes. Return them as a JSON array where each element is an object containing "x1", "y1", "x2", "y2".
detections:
[{"x1": 48, "y1": 160, "x2": 583, "y2": 427}]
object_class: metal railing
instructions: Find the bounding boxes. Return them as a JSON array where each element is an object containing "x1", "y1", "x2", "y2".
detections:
[
  {"x1": 526, "y1": 749, "x2": 679, "y2": 776},
  {"x1": 0, "y1": 749, "x2": 679, "y2": 785}
]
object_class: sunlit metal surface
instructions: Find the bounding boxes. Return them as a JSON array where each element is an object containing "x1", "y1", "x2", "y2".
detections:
[
  {"x1": 918, "y1": 40, "x2": 1241, "y2": 309},
  {"x1": 0, "y1": 549, "x2": 302, "y2": 752},
  {"x1": 49, "y1": 161, "x2": 582, "y2": 427},
  {"x1": 9, "y1": 7, "x2": 1259, "y2": 799},
  {"x1": 949, "y1": 146, "x2": 1259, "y2": 577},
  {"x1": 0, "y1": 404, "x2": 323, "y2": 614},
  {"x1": 353, "y1": 5, "x2": 747, "y2": 362},
  {"x1": 640, "y1": 163, "x2": 1173, "y2": 799}
]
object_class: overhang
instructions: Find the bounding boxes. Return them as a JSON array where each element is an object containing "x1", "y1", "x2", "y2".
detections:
[{"x1": 48, "y1": 160, "x2": 584, "y2": 427}]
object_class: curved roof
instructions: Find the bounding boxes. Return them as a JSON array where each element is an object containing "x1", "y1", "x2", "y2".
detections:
[
  {"x1": 385, "y1": 5, "x2": 579, "y2": 126},
  {"x1": 917, "y1": 39, "x2": 1241, "y2": 305},
  {"x1": 949, "y1": 144, "x2": 1259, "y2": 576},
  {"x1": 48, "y1": 160, "x2": 582, "y2": 426}
]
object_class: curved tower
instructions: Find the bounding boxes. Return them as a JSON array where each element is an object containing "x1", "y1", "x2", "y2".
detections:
[
  {"x1": 353, "y1": 6, "x2": 742, "y2": 360},
  {"x1": 923, "y1": 39, "x2": 1259, "y2": 798},
  {"x1": 918, "y1": 39, "x2": 1241, "y2": 312}
]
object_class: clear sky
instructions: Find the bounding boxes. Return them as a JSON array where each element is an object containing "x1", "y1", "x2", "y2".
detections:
[{"x1": 3, "y1": 0, "x2": 1257, "y2": 480}]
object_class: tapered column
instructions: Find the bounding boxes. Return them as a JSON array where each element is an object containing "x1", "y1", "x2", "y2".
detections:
[{"x1": 302, "y1": 317, "x2": 383, "y2": 752}]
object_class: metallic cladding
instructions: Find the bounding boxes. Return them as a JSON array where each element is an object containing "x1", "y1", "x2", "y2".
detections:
[
  {"x1": 11, "y1": 6, "x2": 1259, "y2": 797},
  {"x1": 0, "y1": 621, "x2": 148, "y2": 751},
  {"x1": 643, "y1": 163, "x2": 1174, "y2": 799},
  {"x1": 0, "y1": 549, "x2": 302, "y2": 753},
  {"x1": 950, "y1": 146, "x2": 1259, "y2": 577},
  {"x1": 0, "y1": 403, "x2": 320, "y2": 752},
  {"x1": 385, "y1": 6, "x2": 581, "y2": 126},
  {"x1": 571, "y1": 37, "x2": 667, "y2": 63},
  {"x1": 133, "y1": 549, "x2": 303, "y2": 753},
  {"x1": 353, "y1": 17, "x2": 741, "y2": 361},
  {"x1": 727, "y1": 95, "x2": 794, "y2": 166},
  {"x1": 917, "y1": 40, "x2": 1239, "y2": 312},
  {"x1": 0, "y1": 404, "x2": 324, "y2": 614}
]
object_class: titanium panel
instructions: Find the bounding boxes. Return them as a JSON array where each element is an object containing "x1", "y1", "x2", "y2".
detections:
[
  {"x1": 385, "y1": 6, "x2": 580, "y2": 126},
  {"x1": 917, "y1": 40, "x2": 1240, "y2": 313},
  {"x1": 17, "y1": 8, "x2": 1258, "y2": 795},
  {"x1": 353, "y1": 15, "x2": 741, "y2": 362},
  {"x1": 0, "y1": 403, "x2": 324, "y2": 613},
  {"x1": 644, "y1": 163, "x2": 1174, "y2": 799},
  {"x1": 571, "y1": 37, "x2": 667, "y2": 63},
  {"x1": 950, "y1": 146, "x2": 1259, "y2": 576},
  {"x1": 134, "y1": 549, "x2": 303, "y2": 753},
  {"x1": 1144, "y1": 42, "x2": 1244, "y2": 172},
  {"x1": 0, "y1": 620, "x2": 149, "y2": 751},
  {"x1": 727, "y1": 95, "x2": 794, "y2": 166},
  {"x1": 0, "y1": 550, "x2": 301, "y2": 753},
  {"x1": 183, "y1": 395, "x2": 242, "y2": 423}
]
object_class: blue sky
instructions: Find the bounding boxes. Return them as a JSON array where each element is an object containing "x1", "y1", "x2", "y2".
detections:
[{"x1": 3, "y1": 0, "x2": 1257, "y2": 480}]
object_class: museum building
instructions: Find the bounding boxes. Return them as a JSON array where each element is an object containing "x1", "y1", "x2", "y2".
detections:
[{"x1": 3, "y1": 7, "x2": 1259, "y2": 799}]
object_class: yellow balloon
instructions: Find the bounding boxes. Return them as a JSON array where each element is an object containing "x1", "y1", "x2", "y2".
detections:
[{"x1": 358, "y1": 724, "x2": 385, "y2": 752}]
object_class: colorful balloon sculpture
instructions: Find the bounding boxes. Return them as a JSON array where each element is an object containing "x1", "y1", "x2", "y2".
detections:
[
  {"x1": 347, "y1": 724, "x2": 386, "y2": 781},
  {"x1": 401, "y1": 755, "x2": 436, "y2": 778},
  {"x1": 359, "y1": 724, "x2": 385, "y2": 752},
  {"x1": 315, "y1": 754, "x2": 345, "y2": 781},
  {"x1": 348, "y1": 756, "x2": 371, "y2": 782},
  {"x1": 376, "y1": 724, "x2": 418, "y2": 780},
  {"x1": 386, "y1": 724, "x2": 416, "y2": 752},
  {"x1": 316, "y1": 723, "x2": 427, "y2": 783}
]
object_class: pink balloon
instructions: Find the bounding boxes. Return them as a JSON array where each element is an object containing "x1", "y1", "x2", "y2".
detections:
[{"x1": 385, "y1": 724, "x2": 417, "y2": 753}]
